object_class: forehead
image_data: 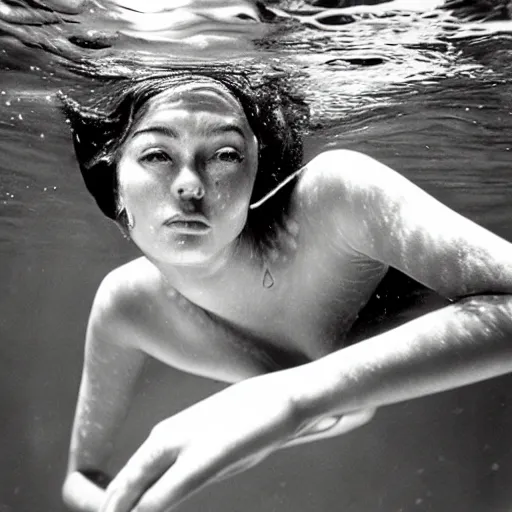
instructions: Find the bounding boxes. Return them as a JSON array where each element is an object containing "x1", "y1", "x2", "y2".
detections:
[{"x1": 136, "y1": 84, "x2": 248, "y2": 126}]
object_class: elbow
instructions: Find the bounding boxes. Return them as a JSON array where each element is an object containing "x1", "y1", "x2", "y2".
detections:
[
  {"x1": 62, "y1": 468, "x2": 110, "y2": 512},
  {"x1": 61, "y1": 472, "x2": 77, "y2": 510}
]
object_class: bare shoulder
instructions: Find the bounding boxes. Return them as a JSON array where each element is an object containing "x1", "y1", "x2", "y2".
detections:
[
  {"x1": 289, "y1": 150, "x2": 391, "y2": 242},
  {"x1": 294, "y1": 149, "x2": 394, "y2": 205},
  {"x1": 88, "y1": 257, "x2": 162, "y2": 347}
]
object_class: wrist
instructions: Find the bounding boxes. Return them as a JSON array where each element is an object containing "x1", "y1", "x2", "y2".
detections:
[
  {"x1": 288, "y1": 354, "x2": 365, "y2": 426},
  {"x1": 285, "y1": 360, "x2": 339, "y2": 427}
]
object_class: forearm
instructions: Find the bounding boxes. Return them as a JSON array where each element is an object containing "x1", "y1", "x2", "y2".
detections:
[
  {"x1": 63, "y1": 471, "x2": 107, "y2": 512},
  {"x1": 293, "y1": 295, "x2": 512, "y2": 424}
]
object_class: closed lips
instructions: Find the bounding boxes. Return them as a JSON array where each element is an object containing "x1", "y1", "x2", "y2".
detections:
[{"x1": 164, "y1": 216, "x2": 211, "y2": 233}]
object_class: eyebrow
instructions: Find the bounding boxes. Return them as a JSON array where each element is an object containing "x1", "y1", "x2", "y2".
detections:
[{"x1": 131, "y1": 122, "x2": 246, "y2": 140}]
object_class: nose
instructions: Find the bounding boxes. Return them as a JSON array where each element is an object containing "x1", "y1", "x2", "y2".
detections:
[
  {"x1": 177, "y1": 184, "x2": 205, "y2": 201},
  {"x1": 172, "y1": 167, "x2": 205, "y2": 202}
]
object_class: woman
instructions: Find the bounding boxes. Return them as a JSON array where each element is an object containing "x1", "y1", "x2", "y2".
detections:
[{"x1": 61, "y1": 70, "x2": 512, "y2": 512}]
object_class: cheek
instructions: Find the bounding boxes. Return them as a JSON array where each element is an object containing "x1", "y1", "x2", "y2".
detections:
[
  {"x1": 210, "y1": 169, "x2": 255, "y2": 217},
  {"x1": 117, "y1": 162, "x2": 161, "y2": 211},
  {"x1": 209, "y1": 149, "x2": 258, "y2": 212}
]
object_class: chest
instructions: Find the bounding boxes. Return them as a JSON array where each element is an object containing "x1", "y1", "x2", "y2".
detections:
[{"x1": 170, "y1": 241, "x2": 387, "y2": 361}]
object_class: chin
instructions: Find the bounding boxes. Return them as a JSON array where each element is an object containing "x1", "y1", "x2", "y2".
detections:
[
  {"x1": 167, "y1": 252, "x2": 215, "y2": 267},
  {"x1": 139, "y1": 226, "x2": 243, "y2": 268},
  {"x1": 163, "y1": 240, "x2": 230, "y2": 268}
]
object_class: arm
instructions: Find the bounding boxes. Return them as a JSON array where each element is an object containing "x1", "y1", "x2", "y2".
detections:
[
  {"x1": 63, "y1": 272, "x2": 148, "y2": 512},
  {"x1": 101, "y1": 150, "x2": 512, "y2": 512},
  {"x1": 292, "y1": 149, "x2": 512, "y2": 418}
]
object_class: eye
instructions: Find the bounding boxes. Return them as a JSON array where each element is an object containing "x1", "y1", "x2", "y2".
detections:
[
  {"x1": 140, "y1": 150, "x2": 172, "y2": 165},
  {"x1": 212, "y1": 148, "x2": 244, "y2": 164}
]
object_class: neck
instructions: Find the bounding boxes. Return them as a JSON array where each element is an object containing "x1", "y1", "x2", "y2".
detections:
[{"x1": 154, "y1": 234, "x2": 259, "y2": 289}]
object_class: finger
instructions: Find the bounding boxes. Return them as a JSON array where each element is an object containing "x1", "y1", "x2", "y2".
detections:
[
  {"x1": 131, "y1": 459, "x2": 206, "y2": 512},
  {"x1": 132, "y1": 447, "x2": 230, "y2": 512},
  {"x1": 285, "y1": 409, "x2": 376, "y2": 447},
  {"x1": 102, "y1": 435, "x2": 178, "y2": 512},
  {"x1": 212, "y1": 449, "x2": 271, "y2": 483}
]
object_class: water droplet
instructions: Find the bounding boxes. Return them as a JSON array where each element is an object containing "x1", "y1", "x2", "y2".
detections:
[{"x1": 263, "y1": 269, "x2": 274, "y2": 289}]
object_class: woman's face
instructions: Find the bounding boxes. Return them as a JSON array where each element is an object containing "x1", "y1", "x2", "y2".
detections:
[{"x1": 116, "y1": 83, "x2": 259, "y2": 267}]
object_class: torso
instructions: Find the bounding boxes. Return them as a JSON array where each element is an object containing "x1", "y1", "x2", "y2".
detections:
[{"x1": 110, "y1": 160, "x2": 389, "y2": 383}]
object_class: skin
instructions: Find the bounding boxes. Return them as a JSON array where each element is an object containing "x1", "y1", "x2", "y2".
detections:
[{"x1": 63, "y1": 84, "x2": 512, "y2": 512}]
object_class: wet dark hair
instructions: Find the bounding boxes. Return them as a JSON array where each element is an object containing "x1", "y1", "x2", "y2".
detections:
[{"x1": 61, "y1": 68, "x2": 309, "y2": 248}]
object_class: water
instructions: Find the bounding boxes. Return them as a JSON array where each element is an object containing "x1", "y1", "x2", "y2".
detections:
[{"x1": 1, "y1": 1, "x2": 512, "y2": 511}]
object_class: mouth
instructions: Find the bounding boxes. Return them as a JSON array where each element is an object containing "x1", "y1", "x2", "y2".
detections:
[{"x1": 164, "y1": 216, "x2": 212, "y2": 235}]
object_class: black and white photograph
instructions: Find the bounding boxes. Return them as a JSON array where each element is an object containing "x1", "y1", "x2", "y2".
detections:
[{"x1": 1, "y1": 1, "x2": 512, "y2": 511}]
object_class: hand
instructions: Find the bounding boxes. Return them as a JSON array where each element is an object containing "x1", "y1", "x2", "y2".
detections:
[{"x1": 100, "y1": 372, "x2": 302, "y2": 512}]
